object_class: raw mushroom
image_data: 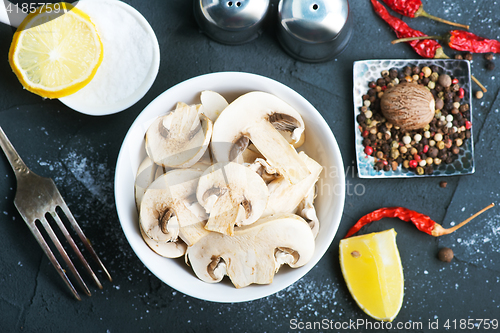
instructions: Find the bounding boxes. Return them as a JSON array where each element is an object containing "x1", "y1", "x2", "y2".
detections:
[
  {"x1": 235, "y1": 144, "x2": 264, "y2": 165},
  {"x1": 296, "y1": 184, "x2": 320, "y2": 238},
  {"x1": 246, "y1": 157, "x2": 279, "y2": 184},
  {"x1": 280, "y1": 129, "x2": 305, "y2": 148},
  {"x1": 211, "y1": 91, "x2": 309, "y2": 185},
  {"x1": 135, "y1": 158, "x2": 188, "y2": 256},
  {"x1": 196, "y1": 162, "x2": 269, "y2": 236},
  {"x1": 262, "y1": 152, "x2": 322, "y2": 221},
  {"x1": 200, "y1": 90, "x2": 228, "y2": 123},
  {"x1": 185, "y1": 213, "x2": 315, "y2": 288},
  {"x1": 140, "y1": 169, "x2": 209, "y2": 246},
  {"x1": 140, "y1": 221, "x2": 187, "y2": 258},
  {"x1": 203, "y1": 90, "x2": 305, "y2": 148},
  {"x1": 145, "y1": 102, "x2": 213, "y2": 168},
  {"x1": 196, "y1": 146, "x2": 215, "y2": 167},
  {"x1": 134, "y1": 156, "x2": 166, "y2": 211}
]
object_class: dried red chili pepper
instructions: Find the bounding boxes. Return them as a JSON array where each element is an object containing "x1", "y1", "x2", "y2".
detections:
[
  {"x1": 381, "y1": 0, "x2": 469, "y2": 29},
  {"x1": 373, "y1": 5, "x2": 488, "y2": 93},
  {"x1": 370, "y1": 0, "x2": 447, "y2": 59},
  {"x1": 344, "y1": 204, "x2": 494, "y2": 239},
  {"x1": 393, "y1": 30, "x2": 500, "y2": 54}
]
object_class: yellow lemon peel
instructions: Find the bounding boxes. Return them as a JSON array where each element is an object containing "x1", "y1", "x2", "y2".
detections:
[
  {"x1": 9, "y1": 2, "x2": 103, "y2": 99},
  {"x1": 340, "y1": 229, "x2": 404, "y2": 322}
]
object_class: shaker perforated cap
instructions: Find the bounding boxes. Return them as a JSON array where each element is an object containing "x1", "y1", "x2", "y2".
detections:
[
  {"x1": 277, "y1": 0, "x2": 352, "y2": 62},
  {"x1": 194, "y1": 0, "x2": 270, "y2": 45}
]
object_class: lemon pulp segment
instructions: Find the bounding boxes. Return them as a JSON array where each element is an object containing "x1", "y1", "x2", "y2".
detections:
[
  {"x1": 9, "y1": 3, "x2": 103, "y2": 99},
  {"x1": 339, "y1": 229, "x2": 404, "y2": 322}
]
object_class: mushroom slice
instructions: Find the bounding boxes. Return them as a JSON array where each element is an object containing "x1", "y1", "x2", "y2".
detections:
[
  {"x1": 145, "y1": 102, "x2": 213, "y2": 168},
  {"x1": 201, "y1": 90, "x2": 304, "y2": 147},
  {"x1": 140, "y1": 169, "x2": 209, "y2": 246},
  {"x1": 296, "y1": 184, "x2": 320, "y2": 238},
  {"x1": 197, "y1": 162, "x2": 269, "y2": 236},
  {"x1": 197, "y1": 145, "x2": 215, "y2": 166},
  {"x1": 134, "y1": 156, "x2": 166, "y2": 211},
  {"x1": 135, "y1": 156, "x2": 159, "y2": 211},
  {"x1": 280, "y1": 129, "x2": 305, "y2": 148},
  {"x1": 200, "y1": 90, "x2": 228, "y2": 123},
  {"x1": 185, "y1": 213, "x2": 315, "y2": 288},
  {"x1": 232, "y1": 145, "x2": 264, "y2": 165},
  {"x1": 140, "y1": 221, "x2": 187, "y2": 258},
  {"x1": 211, "y1": 91, "x2": 309, "y2": 185},
  {"x1": 263, "y1": 151, "x2": 322, "y2": 219},
  {"x1": 246, "y1": 157, "x2": 279, "y2": 184}
]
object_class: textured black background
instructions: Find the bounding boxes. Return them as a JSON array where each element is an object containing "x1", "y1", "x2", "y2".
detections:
[{"x1": 1, "y1": 0, "x2": 499, "y2": 332}]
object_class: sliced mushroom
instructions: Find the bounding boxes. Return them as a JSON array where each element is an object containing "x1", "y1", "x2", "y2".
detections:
[
  {"x1": 140, "y1": 169, "x2": 209, "y2": 246},
  {"x1": 185, "y1": 213, "x2": 315, "y2": 288},
  {"x1": 211, "y1": 91, "x2": 309, "y2": 185},
  {"x1": 134, "y1": 156, "x2": 166, "y2": 211},
  {"x1": 280, "y1": 129, "x2": 305, "y2": 148},
  {"x1": 196, "y1": 162, "x2": 268, "y2": 236},
  {"x1": 200, "y1": 90, "x2": 228, "y2": 123},
  {"x1": 269, "y1": 111, "x2": 305, "y2": 146},
  {"x1": 246, "y1": 157, "x2": 279, "y2": 184},
  {"x1": 185, "y1": 200, "x2": 208, "y2": 221},
  {"x1": 145, "y1": 102, "x2": 213, "y2": 168},
  {"x1": 196, "y1": 145, "x2": 215, "y2": 166},
  {"x1": 233, "y1": 145, "x2": 262, "y2": 165},
  {"x1": 140, "y1": 221, "x2": 187, "y2": 258},
  {"x1": 202, "y1": 90, "x2": 304, "y2": 147},
  {"x1": 263, "y1": 151, "x2": 322, "y2": 220},
  {"x1": 296, "y1": 183, "x2": 320, "y2": 238}
]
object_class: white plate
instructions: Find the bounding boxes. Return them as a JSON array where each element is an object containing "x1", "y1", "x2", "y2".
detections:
[
  {"x1": 114, "y1": 72, "x2": 345, "y2": 302},
  {"x1": 59, "y1": 0, "x2": 160, "y2": 115}
]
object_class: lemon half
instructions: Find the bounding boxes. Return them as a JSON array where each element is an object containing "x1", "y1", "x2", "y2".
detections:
[
  {"x1": 8, "y1": 3, "x2": 103, "y2": 99},
  {"x1": 340, "y1": 229, "x2": 404, "y2": 322}
]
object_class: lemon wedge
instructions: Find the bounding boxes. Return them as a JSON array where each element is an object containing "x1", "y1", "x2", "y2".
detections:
[
  {"x1": 8, "y1": 2, "x2": 103, "y2": 99},
  {"x1": 339, "y1": 229, "x2": 404, "y2": 322}
]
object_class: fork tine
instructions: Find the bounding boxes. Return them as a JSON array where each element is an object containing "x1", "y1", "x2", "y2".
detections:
[
  {"x1": 50, "y1": 211, "x2": 103, "y2": 289},
  {"x1": 29, "y1": 222, "x2": 82, "y2": 301},
  {"x1": 39, "y1": 216, "x2": 91, "y2": 297},
  {"x1": 58, "y1": 201, "x2": 113, "y2": 283}
]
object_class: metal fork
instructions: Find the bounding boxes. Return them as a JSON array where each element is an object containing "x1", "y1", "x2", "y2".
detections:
[{"x1": 0, "y1": 126, "x2": 112, "y2": 300}]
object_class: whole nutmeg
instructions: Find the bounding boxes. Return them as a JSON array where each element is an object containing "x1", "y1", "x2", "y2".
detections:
[{"x1": 380, "y1": 82, "x2": 435, "y2": 130}]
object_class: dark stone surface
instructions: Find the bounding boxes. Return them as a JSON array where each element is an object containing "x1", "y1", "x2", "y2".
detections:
[{"x1": 0, "y1": 0, "x2": 499, "y2": 332}]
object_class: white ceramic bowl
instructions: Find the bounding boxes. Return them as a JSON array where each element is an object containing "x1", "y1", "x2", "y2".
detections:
[
  {"x1": 59, "y1": 0, "x2": 160, "y2": 116},
  {"x1": 114, "y1": 72, "x2": 345, "y2": 302}
]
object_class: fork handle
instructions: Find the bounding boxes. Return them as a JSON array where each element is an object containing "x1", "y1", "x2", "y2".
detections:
[{"x1": 0, "y1": 126, "x2": 30, "y2": 179}]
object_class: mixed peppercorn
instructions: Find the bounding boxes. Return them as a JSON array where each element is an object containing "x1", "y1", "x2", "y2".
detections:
[{"x1": 357, "y1": 64, "x2": 471, "y2": 175}]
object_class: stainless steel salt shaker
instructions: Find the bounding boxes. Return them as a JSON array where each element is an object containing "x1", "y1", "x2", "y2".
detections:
[
  {"x1": 194, "y1": 0, "x2": 270, "y2": 45},
  {"x1": 277, "y1": 0, "x2": 352, "y2": 62}
]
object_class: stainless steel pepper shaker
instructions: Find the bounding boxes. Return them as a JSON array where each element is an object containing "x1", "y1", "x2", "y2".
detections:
[
  {"x1": 194, "y1": 0, "x2": 270, "y2": 45},
  {"x1": 277, "y1": 0, "x2": 352, "y2": 62}
]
